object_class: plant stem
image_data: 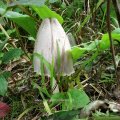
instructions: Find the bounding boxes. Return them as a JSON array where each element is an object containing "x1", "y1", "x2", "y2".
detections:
[
  {"x1": 107, "y1": 0, "x2": 120, "y2": 85},
  {"x1": 0, "y1": 24, "x2": 10, "y2": 39}
]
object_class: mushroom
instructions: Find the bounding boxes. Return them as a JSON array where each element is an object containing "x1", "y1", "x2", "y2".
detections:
[
  {"x1": 33, "y1": 18, "x2": 74, "y2": 76},
  {"x1": 33, "y1": 18, "x2": 74, "y2": 92}
]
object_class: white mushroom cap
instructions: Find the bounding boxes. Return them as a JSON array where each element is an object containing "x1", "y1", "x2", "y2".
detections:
[{"x1": 33, "y1": 18, "x2": 74, "y2": 76}]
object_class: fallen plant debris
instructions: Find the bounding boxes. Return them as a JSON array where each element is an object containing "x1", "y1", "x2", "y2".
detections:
[{"x1": 0, "y1": 102, "x2": 10, "y2": 118}]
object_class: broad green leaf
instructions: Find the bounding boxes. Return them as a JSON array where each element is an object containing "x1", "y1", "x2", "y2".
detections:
[
  {"x1": 42, "y1": 110, "x2": 80, "y2": 120},
  {"x1": 32, "y1": 5, "x2": 63, "y2": 24},
  {"x1": 0, "y1": 75, "x2": 8, "y2": 96},
  {"x1": 102, "y1": 33, "x2": 120, "y2": 41},
  {"x1": 71, "y1": 40, "x2": 100, "y2": 61},
  {"x1": 8, "y1": 1, "x2": 63, "y2": 24},
  {"x1": 71, "y1": 47, "x2": 86, "y2": 61},
  {"x1": 0, "y1": 8, "x2": 36, "y2": 38},
  {"x1": 2, "y1": 71, "x2": 11, "y2": 79},
  {"x1": 49, "y1": 0, "x2": 58, "y2": 3},
  {"x1": 9, "y1": 0, "x2": 45, "y2": 7},
  {"x1": 51, "y1": 92, "x2": 66, "y2": 106},
  {"x1": 71, "y1": 31, "x2": 120, "y2": 61},
  {"x1": 2, "y1": 48, "x2": 23, "y2": 63},
  {"x1": 86, "y1": 39, "x2": 100, "y2": 51},
  {"x1": 100, "y1": 33, "x2": 120, "y2": 50},
  {"x1": 94, "y1": 115, "x2": 120, "y2": 120},
  {"x1": 65, "y1": 88, "x2": 90, "y2": 110},
  {"x1": 51, "y1": 89, "x2": 90, "y2": 110}
]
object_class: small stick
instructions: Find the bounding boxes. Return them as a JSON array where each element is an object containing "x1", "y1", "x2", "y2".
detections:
[{"x1": 106, "y1": 0, "x2": 120, "y2": 85}]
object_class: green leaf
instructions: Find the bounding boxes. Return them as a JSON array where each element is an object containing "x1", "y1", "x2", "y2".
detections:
[
  {"x1": 0, "y1": 39, "x2": 8, "y2": 51},
  {"x1": 43, "y1": 110, "x2": 80, "y2": 120},
  {"x1": 85, "y1": 39, "x2": 100, "y2": 51},
  {"x1": 51, "y1": 89, "x2": 90, "y2": 110},
  {"x1": 32, "y1": 5, "x2": 63, "y2": 24},
  {"x1": 71, "y1": 39, "x2": 100, "y2": 61},
  {"x1": 0, "y1": 1, "x2": 7, "y2": 9},
  {"x1": 0, "y1": 8, "x2": 37, "y2": 38},
  {"x1": 71, "y1": 47, "x2": 86, "y2": 61},
  {"x1": 102, "y1": 33, "x2": 120, "y2": 41},
  {"x1": 0, "y1": 75, "x2": 8, "y2": 96},
  {"x1": 94, "y1": 115, "x2": 120, "y2": 120},
  {"x1": 8, "y1": 1, "x2": 63, "y2": 24},
  {"x1": 9, "y1": 0, "x2": 45, "y2": 7},
  {"x1": 100, "y1": 33, "x2": 120, "y2": 50},
  {"x1": 2, "y1": 71, "x2": 11, "y2": 79},
  {"x1": 65, "y1": 88, "x2": 90, "y2": 110},
  {"x1": 71, "y1": 31, "x2": 120, "y2": 61},
  {"x1": 49, "y1": 0, "x2": 58, "y2": 3},
  {"x1": 2, "y1": 48, "x2": 23, "y2": 63},
  {"x1": 51, "y1": 92, "x2": 66, "y2": 106},
  {"x1": 0, "y1": 52, "x2": 4, "y2": 58}
]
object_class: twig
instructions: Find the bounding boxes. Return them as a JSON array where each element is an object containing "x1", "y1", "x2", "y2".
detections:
[{"x1": 106, "y1": 0, "x2": 120, "y2": 85}]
